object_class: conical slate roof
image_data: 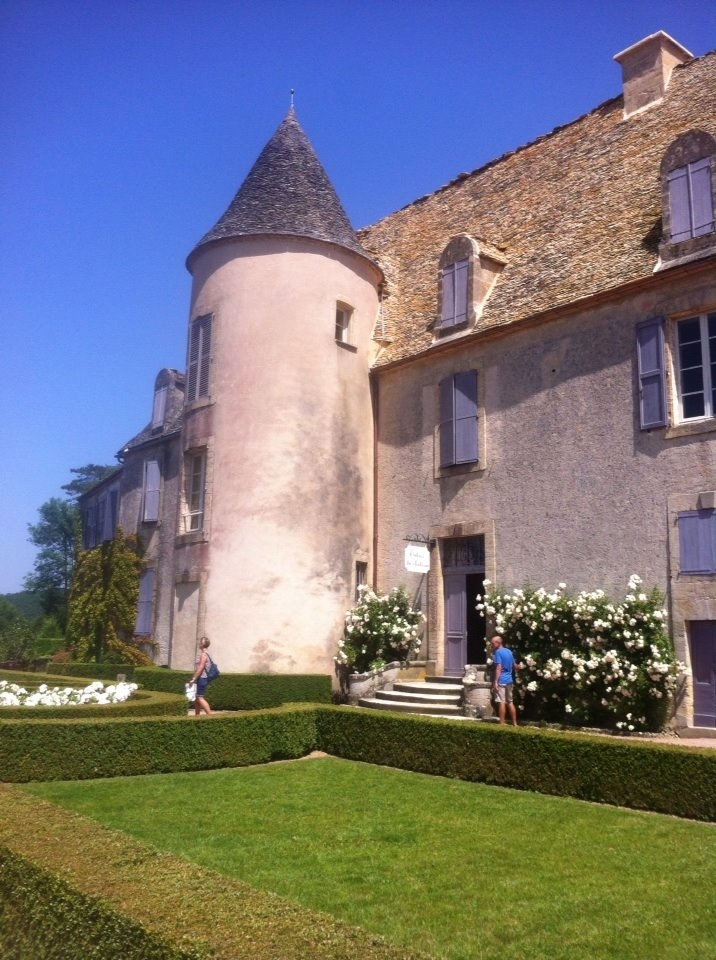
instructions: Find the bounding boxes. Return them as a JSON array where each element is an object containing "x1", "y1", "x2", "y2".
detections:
[{"x1": 188, "y1": 107, "x2": 369, "y2": 264}]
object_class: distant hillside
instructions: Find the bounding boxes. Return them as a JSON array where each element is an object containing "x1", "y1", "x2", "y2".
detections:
[{"x1": 0, "y1": 591, "x2": 42, "y2": 621}]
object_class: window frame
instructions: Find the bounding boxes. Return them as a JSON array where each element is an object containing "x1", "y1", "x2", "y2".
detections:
[
  {"x1": 674, "y1": 312, "x2": 716, "y2": 423},
  {"x1": 184, "y1": 450, "x2": 207, "y2": 533},
  {"x1": 335, "y1": 302, "x2": 354, "y2": 345}
]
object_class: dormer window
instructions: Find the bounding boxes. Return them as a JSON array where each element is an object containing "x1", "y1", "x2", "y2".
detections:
[
  {"x1": 434, "y1": 234, "x2": 506, "y2": 338},
  {"x1": 658, "y1": 131, "x2": 716, "y2": 269}
]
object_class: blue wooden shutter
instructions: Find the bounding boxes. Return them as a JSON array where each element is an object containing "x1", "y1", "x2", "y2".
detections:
[
  {"x1": 187, "y1": 322, "x2": 201, "y2": 401},
  {"x1": 636, "y1": 319, "x2": 666, "y2": 429},
  {"x1": 143, "y1": 461, "x2": 161, "y2": 522},
  {"x1": 690, "y1": 157, "x2": 714, "y2": 238},
  {"x1": 668, "y1": 166, "x2": 693, "y2": 242},
  {"x1": 135, "y1": 569, "x2": 155, "y2": 635},
  {"x1": 678, "y1": 511, "x2": 716, "y2": 573},
  {"x1": 152, "y1": 386, "x2": 167, "y2": 428},
  {"x1": 454, "y1": 370, "x2": 478, "y2": 463},
  {"x1": 454, "y1": 260, "x2": 468, "y2": 325},
  {"x1": 440, "y1": 260, "x2": 468, "y2": 329},
  {"x1": 439, "y1": 376, "x2": 455, "y2": 466},
  {"x1": 198, "y1": 316, "x2": 212, "y2": 398},
  {"x1": 441, "y1": 266, "x2": 456, "y2": 327}
]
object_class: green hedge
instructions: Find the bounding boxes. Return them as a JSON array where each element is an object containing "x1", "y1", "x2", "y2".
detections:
[
  {"x1": 0, "y1": 788, "x2": 420, "y2": 960},
  {"x1": 0, "y1": 706, "x2": 319, "y2": 782},
  {"x1": 0, "y1": 846, "x2": 201, "y2": 960},
  {"x1": 39, "y1": 662, "x2": 136, "y2": 680},
  {"x1": 314, "y1": 707, "x2": 716, "y2": 822},
  {"x1": 1, "y1": 701, "x2": 714, "y2": 821},
  {"x1": 134, "y1": 667, "x2": 332, "y2": 710},
  {"x1": 6, "y1": 664, "x2": 332, "y2": 710}
]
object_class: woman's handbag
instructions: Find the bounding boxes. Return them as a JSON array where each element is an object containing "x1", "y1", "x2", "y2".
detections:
[{"x1": 206, "y1": 657, "x2": 220, "y2": 682}]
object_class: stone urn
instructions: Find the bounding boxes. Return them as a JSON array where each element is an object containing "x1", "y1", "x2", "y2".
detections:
[{"x1": 462, "y1": 664, "x2": 492, "y2": 718}]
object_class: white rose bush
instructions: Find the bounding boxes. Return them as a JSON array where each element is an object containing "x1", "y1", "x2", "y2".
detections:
[
  {"x1": 477, "y1": 575, "x2": 682, "y2": 732},
  {"x1": 0, "y1": 679, "x2": 138, "y2": 708},
  {"x1": 336, "y1": 585, "x2": 424, "y2": 674}
]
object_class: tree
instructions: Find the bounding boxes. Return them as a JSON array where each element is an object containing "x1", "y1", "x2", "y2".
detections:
[
  {"x1": 0, "y1": 598, "x2": 34, "y2": 663},
  {"x1": 66, "y1": 530, "x2": 151, "y2": 665},
  {"x1": 23, "y1": 498, "x2": 80, "y2": 632},
  {"x1": 61, "y1": 463, "x2": 116, "y2": 502}
]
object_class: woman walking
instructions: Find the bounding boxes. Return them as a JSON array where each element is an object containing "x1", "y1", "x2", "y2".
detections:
[{"x1": 189, "y1": 636, "x2": 213, "y2": 716}]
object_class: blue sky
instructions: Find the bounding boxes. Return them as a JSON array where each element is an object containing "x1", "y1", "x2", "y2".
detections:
[{"x1": 1, "y1": 0, "x2": 714, "y2": 594}]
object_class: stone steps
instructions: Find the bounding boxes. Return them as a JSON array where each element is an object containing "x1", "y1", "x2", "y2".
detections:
[{"x1": 358, "y1": 677, "x2": 464, "y2": 717}]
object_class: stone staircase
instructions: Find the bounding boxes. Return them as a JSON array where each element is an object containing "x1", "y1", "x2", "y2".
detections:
[{"x1": 358, "y1": 676, "x2": 464, "y2": 717}]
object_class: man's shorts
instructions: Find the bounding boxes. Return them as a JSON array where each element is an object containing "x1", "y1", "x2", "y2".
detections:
[{"x1": 494, "y1": 683, "x2": 513, "y2": 704}]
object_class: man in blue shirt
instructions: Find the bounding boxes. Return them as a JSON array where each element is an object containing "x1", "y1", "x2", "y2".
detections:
[{"x1": 491, "y1": 635, "x2": 518, "y2": 726}]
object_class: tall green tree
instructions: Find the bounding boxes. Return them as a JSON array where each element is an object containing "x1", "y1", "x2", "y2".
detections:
[
  {"x1": 61, "y1": 463, "x2": 116, "y2": 501},
  {"x1": 23, "y1": 498, "x2": 80, "y2": 632},
  {"x1": 0, "y1": 598, "x2": 34, "y2": 663},
  {"x1": 66, "y1": 530, "x2": 151, "y2": 665}
]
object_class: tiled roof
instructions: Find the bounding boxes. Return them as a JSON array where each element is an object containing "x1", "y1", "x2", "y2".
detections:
[
  {"x1": 361, "y1": 51, "x2": 716, "y2": 366},
  {"x1": 188, "y1": 107, "x2": 370, "y2": 264}
]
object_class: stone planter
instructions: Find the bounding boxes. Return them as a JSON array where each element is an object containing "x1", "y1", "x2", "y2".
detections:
[{"x1": 462, "y1": 664, "x2": 493, "y2": 719}]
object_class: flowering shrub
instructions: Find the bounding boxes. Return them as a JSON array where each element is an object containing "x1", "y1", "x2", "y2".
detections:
[
  {"x1": 0, "y1": 679, "x2": 138, "y2": 707},
  {"x1": 477, "y1": 575, "x2": 682, "y2": 732},
  {"x1": 336, "y1": 585, "x2": 424, "y2": 674}
]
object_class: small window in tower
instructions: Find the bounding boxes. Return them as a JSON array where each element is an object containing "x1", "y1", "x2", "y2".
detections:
[
  {"x1": 335, "y1": 303, "x2": 354, "y2": 345},
  {"x1": 355, "y1": 561, "x2": 368, "y2": 601},
  {"x1": 184, "y1": 449, "x2": 206, "y2": 533}
]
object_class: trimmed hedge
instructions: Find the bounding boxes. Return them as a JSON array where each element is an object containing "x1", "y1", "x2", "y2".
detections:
[
  {"x1": 0, "y1": 788, "x2": 423, "y2": 960},
  {"x1": 0, "y1": 846, "x2": 201, "y2": 960},
  {"x1": 134, "y1": 667, "x2": 332, "y2": 710},
  {"x1": 10, "y1": 664, "x2": 333, "y2": 711},
  {"x1": 0, "y1": 706, "x2": 319, "y2": 782},
  {"x1": 39, "y1": 662, "x2": 136, "y2": 680},
  {"x1": 0, "y1": 701, "x2": 713, "y2": 820},
  {"x1": 314, "y1": 707, "x2": 716, "y2": 822}
]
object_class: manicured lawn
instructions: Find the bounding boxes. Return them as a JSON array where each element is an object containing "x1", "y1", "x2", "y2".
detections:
[{"x1": 23, "y1": 757, "x2": 716, "y2": 960}]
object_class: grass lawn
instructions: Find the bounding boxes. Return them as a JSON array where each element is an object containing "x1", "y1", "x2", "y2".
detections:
[{"x1": 23, "y1": 756, "x2": 716, "y2": 960}]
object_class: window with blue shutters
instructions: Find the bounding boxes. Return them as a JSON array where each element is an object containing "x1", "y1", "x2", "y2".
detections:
[
  {"x1": 440, "y1": 260, "x2": 469, "y2": 329},
  {"x1": 439, "y1": 371, "x2": 479, "y2": 467},
  {"x1": 186, "y1": 314, "x2": 212, "y2": 403},
  {"x1": 660, "y1": 132, "x2": 716, "y2": 263},
  {"x1": 678, "y1": 510, "x2": 716, "y2": 574},
  {"x1": 667, "y1": 158, "x2": 714, "y2": 243}
]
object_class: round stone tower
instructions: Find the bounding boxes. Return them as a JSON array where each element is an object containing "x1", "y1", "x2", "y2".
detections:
[{"x1": 176, "y1": 108, "x2": 381, "y2": 675}]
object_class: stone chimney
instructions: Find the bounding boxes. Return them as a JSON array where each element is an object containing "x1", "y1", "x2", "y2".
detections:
[{"x1": 614, "y1": 31, "x2": 692, "y2": 119}]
